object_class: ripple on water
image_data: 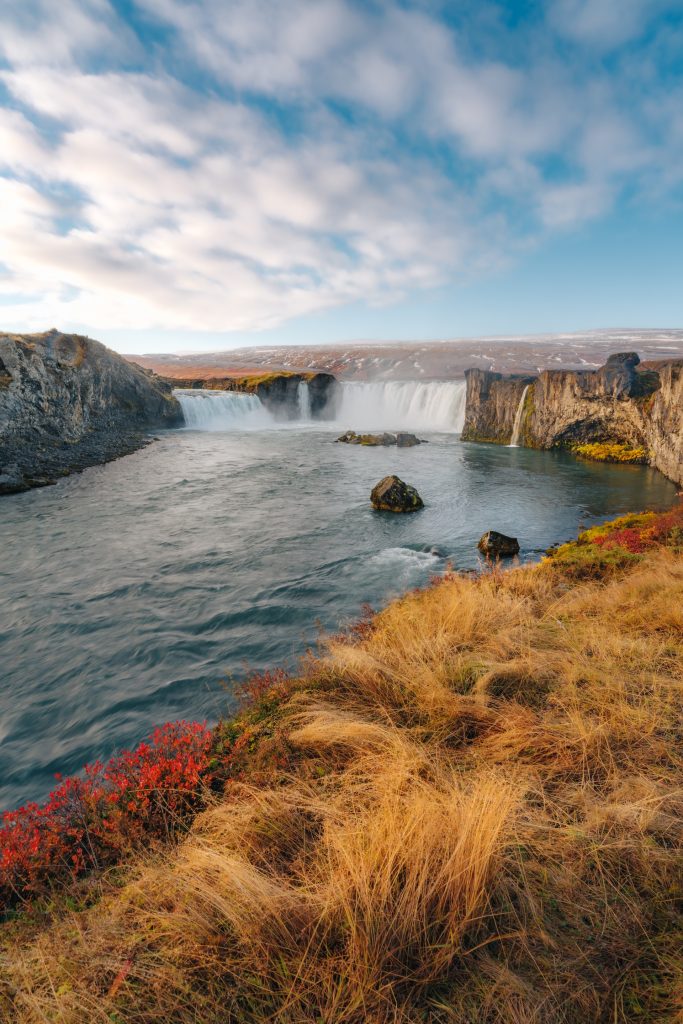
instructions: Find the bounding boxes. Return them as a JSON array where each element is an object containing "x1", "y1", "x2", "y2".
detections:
[{"x1": 0, "y1": 429, "x2": 677, "y2": 809}]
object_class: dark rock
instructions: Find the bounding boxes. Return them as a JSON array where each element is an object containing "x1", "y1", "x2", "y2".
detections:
[
  {"x1": 371, "y1": 475, "x2": 424, "y2": 512},
  {"x1": 0, "y1": 463, "x2": 27, "y2": 495},
  {"x1": 307, "y1": 372, "x2": 341, "y2": 420},
  {"x1": 0, "y1": 329, "x2": 183, "y2": 496},
  {"x1": 478, "y1": 530, "x2": 520, "y2": 559},
  {"x1": 337, "y1": 431, "x2": 397, "y2": 446},
  {"x1": 396, "y1": 433, "x2": 420, "y2": 447},
  {"x1": 605, "y1": 352, "x2": 640, "y2": 369}
]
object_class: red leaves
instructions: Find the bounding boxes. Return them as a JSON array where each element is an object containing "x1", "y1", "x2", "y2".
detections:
[
  {"x1": 592, "y1": 505, "x2": 683, "y2": 554},
  {"x1": 593, "y1": 527, "x2": 647, "y2": 553},
  {"x1": 0, "y1": 721, "x2": 213, "y2": 906}
]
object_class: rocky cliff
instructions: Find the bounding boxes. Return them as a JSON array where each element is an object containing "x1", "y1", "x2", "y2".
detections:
[
  {"x1": 462, "y1": 352, "x2": 683, "y2": 486},
  {"x1": 0, "y1": 330, "x2": 183, "y2": 495},
  {"x1": 166, "y1": 371, "x2": 340, "y2": 420}
]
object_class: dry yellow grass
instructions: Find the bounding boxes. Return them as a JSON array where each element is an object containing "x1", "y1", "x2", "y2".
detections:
[{"x1": 2, "y1": 549, "x2": 682, "y2": 1023}]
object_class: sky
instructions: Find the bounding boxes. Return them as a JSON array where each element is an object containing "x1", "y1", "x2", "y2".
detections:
[{"x1": 0, "y1": 0, "x2": 682, "y2": 354}]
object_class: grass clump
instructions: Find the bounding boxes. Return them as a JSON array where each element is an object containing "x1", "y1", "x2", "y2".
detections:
[
  {"x1": 573, "y1": 441, "x2": 648, "y2": 464},
  {"x1": 1, "y1": 507, "x2": 682, "y2": 1023}
]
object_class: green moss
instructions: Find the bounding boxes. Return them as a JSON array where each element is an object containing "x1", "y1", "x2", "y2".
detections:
[{"x1": 572, "y1": 441, "x2": 648, "y2": 464}]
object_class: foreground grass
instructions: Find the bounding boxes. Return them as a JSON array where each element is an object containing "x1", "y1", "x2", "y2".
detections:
[{"x1": 1, "y1": 512, "x2": 682, "y2": 1023}]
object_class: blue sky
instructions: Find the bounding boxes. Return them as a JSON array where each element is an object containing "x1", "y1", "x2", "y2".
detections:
[{"x1": 0, "y1": 0, "x2": 682, "y2": 353}]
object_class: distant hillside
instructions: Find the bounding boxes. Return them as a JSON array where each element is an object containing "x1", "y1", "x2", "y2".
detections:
[{"x1": 127, "y1": 328, "x2": 683, "y2": 382}]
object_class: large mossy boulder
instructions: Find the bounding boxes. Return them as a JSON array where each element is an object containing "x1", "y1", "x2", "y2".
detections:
[
  {"x1": 371, "y1": 475, "x2": 424, "y2": 512},
  {"x1": 478, "y1": 530, "x2": 520, "y2": 558}
]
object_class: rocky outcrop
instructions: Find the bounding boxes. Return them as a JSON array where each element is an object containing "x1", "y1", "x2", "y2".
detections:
[
  {"x1": 337, "y1": 431, "x2": 422, "y2": 447},
  {"x1": 460, "y1": 371, "x2": 536, "y2": 445},
  {"x1": 478, "y1": 531, "x2": 520, "y2": 559},
  {"x1": 0, "y1": 330, "x2": 183, "y2": 494},
  {"x1": 163, "y1": 371, "x2": 340, "y2": 421},
  {"x1": 370, "y1": 475, "x2": 424, "y2": 512},
  {"x1": 462, "y1": 353, "x2": 683, "y2": 486}
]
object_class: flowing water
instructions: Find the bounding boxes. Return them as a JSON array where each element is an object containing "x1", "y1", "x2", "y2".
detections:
[
  {"x1": 509, "y1": 385, "x2": 530, "y2": 447},
  {"x1": 0, "y1": 380, "x2": 676, "y2": 810}
]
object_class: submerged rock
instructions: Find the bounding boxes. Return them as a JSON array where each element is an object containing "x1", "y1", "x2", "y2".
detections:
[
  {"x1": 478, "y1": 530, "x2": 520, "y2": 559},
  {"x1": 371, "y1": 475, "x2": 424, "y2": 512}
]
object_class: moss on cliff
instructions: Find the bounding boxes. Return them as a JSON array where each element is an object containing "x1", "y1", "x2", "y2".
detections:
[{"x1": 573, "y1": 441, "x2": 648, "y2": 464}]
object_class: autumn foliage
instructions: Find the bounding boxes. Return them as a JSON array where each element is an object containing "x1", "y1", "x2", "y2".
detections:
[{"x1": 0, "y1": 722, "x2": 213, "y2": 904}]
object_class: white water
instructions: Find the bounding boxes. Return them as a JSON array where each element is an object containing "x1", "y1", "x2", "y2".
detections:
[
  {"x1": 509, "y1": 385, "x2": 530, "y2": 447},
  {"x1": 175, "y1": 389, "x2": 274, "y2": 430},
  {"x1": 334, "y1": 380, "x2": 466, "y2": 432},
  {"x1": 297, "y1": 380, "x2": 312, "y2": 421},
  {"x1": 175, "y1": 380, "x2": 467, "y2": 434}
]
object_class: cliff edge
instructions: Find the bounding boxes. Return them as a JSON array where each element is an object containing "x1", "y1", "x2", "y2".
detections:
[
  {"x1": 0, "y1": 330, "x2": 183, "y2": 495},
  {"x1": 462, "y1": 352, "x2": 683, "y2": 486}
]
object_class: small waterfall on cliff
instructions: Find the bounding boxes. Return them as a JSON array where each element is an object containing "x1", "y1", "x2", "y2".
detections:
[
  {"x1": 508, "y1": 385, "x2": 530, "y2": 447},
  {"x1": 297, "y1": 380, "x2": 312, "y2": 421},
  {"x1": 335, "y1": 380, "x2": 466, "y2": 432},
  {"x1": 175, "y1": 389, "x2": 274, "y2": 430}
]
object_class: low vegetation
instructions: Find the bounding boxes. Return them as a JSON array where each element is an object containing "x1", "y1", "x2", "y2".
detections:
[
  {"x1": 572, "y1": 440, "x2": 648, "y2": 464},
  {"x1": 1, "y1": 506, "x2": 682, "y2": 1023}
]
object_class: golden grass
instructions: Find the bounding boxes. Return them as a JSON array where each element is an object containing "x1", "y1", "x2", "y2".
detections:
[{"x1": 2, "y1": 549, "x2": 682, "y2": 1023}]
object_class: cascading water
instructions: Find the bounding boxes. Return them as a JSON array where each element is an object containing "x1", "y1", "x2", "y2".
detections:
[
  {"x1": 508, "y1": 385, "x2": 530, "y2": 447},
  {"x1": 174, "y1": 379, "x2": 467, "y2": 433},
  {"x1": 334, "y1": 380, "x2": 466, "y2": 433},
  {"x1": 175, "y1": 389, "x2": 273, "y2": 430},
  {"x1": 297, "y1": 380, "x2": 312, "y2": 421}
]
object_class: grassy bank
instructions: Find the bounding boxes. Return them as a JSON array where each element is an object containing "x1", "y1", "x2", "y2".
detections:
[{"x1": 1, "y1": 506, "x2": 682, "y2": 1023}]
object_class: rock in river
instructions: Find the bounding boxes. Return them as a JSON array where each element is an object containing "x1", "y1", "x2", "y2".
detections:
[
  {"x1": 337, "y1": 431, "x2": 422, "y2": 447},
  {"x1": 371, "y1": 475, "x2": 424, "y2": 512},
  {"x1": 477, "y1": 530, "x2": 520, "y2": 558}
]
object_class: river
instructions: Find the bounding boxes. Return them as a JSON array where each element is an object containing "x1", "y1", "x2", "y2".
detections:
[{"x1": 0, "y1": 380, "x2": 675, "y2": 809}]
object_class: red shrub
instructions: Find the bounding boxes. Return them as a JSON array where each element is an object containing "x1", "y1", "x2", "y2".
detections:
[
  {"x1": 0, "y1": 721, "x2": 213, "y2": 905},
  {"x1": 593, "y1": 527, "x2": 648, "y2": 554}
]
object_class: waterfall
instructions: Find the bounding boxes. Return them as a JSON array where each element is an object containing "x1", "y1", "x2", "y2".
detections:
[
  {"x1": 297, "y1": 380, "x2": 311, "y2": 421},
  {"x1": 174, "y1": 379, "x2": 467, "y2": 433},
  {"x1": 508, "y1": 385, "x2": 529, "y2": 447},
  {"x1": 174, "y1": 389, "x2": 274, "y2": 430},
  {"x1": 335, "y1": 380, "x2": 466, "y2": 433}
]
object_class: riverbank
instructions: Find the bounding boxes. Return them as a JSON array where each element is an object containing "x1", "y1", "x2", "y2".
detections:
[{"x1": 2, "y1": 503, "x2": 682, "y2": 1023}]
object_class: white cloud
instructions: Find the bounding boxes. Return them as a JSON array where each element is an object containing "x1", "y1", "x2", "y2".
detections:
[
  {"x1": 0, "y1": 0, "x2": 680, "y2": 336},
  {"x1": 548, "y1": 0, "x2": 659, "y2": 48}
]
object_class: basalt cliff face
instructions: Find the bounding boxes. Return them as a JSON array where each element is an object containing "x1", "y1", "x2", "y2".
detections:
[
  {"x1": 167, "y1": 371, "x2": 341, "y2": 420},
  {"x1": 0, "y1": 330, "x2": 183, "y2": 495},
  {"x1": 462, "y1": 352, "x2": 683, "y2": 486}
]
